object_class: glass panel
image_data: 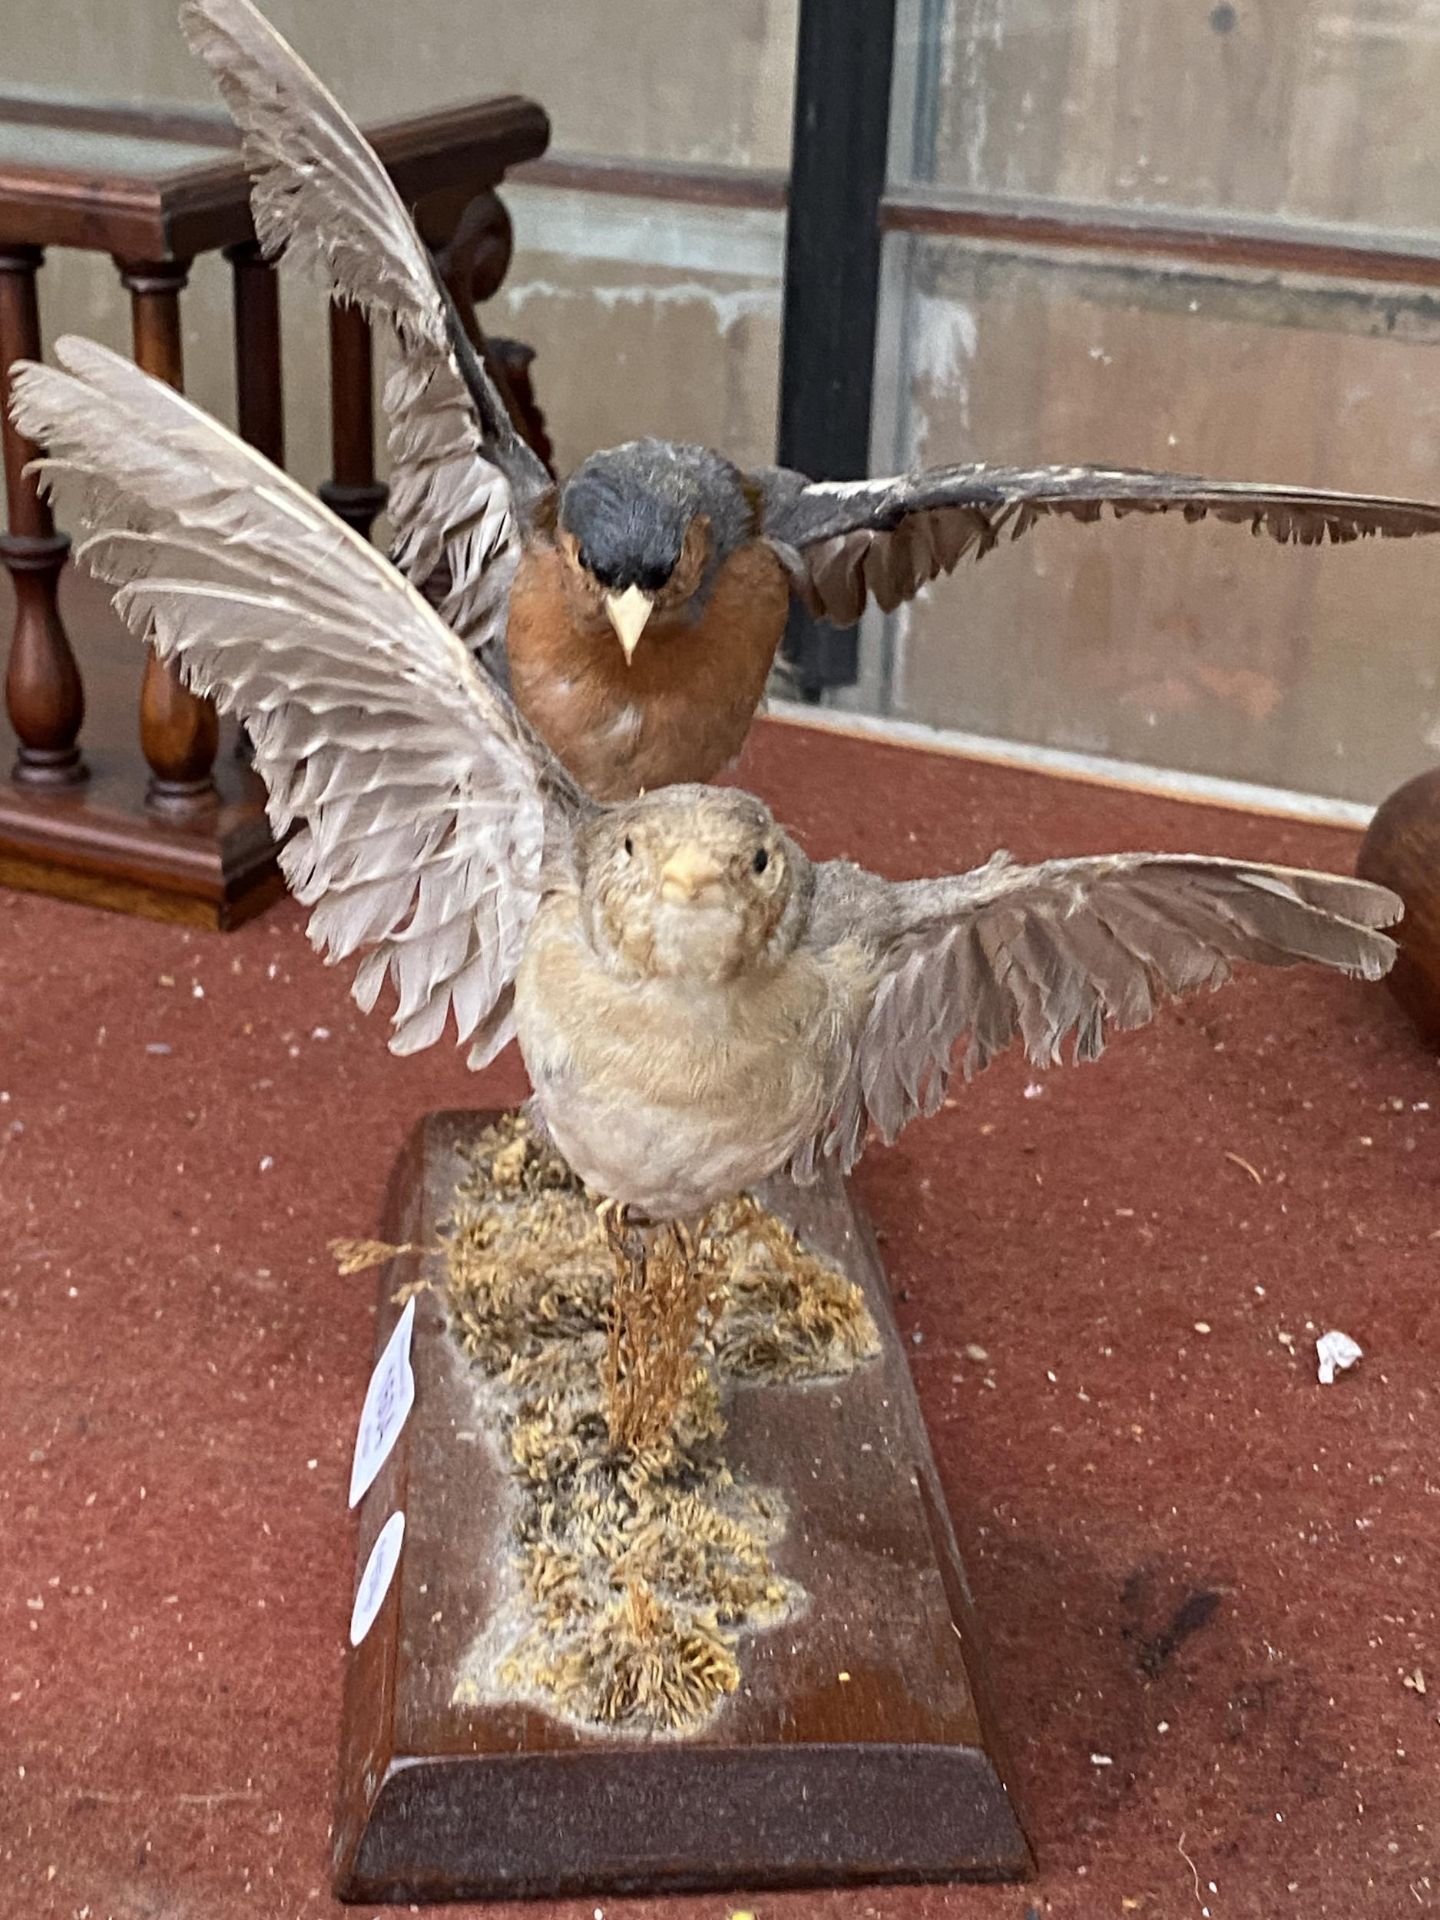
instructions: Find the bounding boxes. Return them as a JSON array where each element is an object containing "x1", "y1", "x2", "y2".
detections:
[
  {"x1": 893, "y1": 0, "x2": 1440, "y2": 238},
  {"x1": 854, "y1": 229, "x2": 1440, "y2": 806},
  {"x1": 2, "y1": 0, "x2": 798, "y2": 170}
]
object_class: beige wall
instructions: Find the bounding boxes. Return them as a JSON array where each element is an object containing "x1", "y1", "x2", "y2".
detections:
[
  {"x1": 28, "y1": 189, "x2": 785, "y2": 510},
  {"x1": 7, "y1": 0, "x2": 797, "y2": 163},
  {"x1": 12, "y1": 1, "x2": 793, "y2": 500},
  {"x1": 491, "y1": 189, "x2": 783, "y2": 478}
]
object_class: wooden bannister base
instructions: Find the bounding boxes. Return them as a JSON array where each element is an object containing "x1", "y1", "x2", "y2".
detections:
[
  {"x1": 0, "y1": 88, "x2": 547, "y2": 932},
  {"x1": 0, "y1": 567, "x2": 281, "y2": 929}
]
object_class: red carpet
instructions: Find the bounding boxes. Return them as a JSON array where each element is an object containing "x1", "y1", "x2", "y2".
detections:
[{"x1": 2, "y1": 717, "x2": 1435, "y2": 1919}]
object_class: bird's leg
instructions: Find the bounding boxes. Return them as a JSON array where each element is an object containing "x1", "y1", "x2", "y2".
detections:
[
  {"x1": 672, "y1": 1212, "x2": 725, "y2": 1334},
  {"x1": 672, "y1": 1218, "x2": 732, "y2": 1418},
  {"x1": 597, "y1": 1204, "x2": 719, "y2": 1455},
  {"x1": 598, "y1": 1199, "x2": 647, "y2": 1448},
  {"x1": 596, "y1": 1196, "x2": 627, "y2": 1259}
]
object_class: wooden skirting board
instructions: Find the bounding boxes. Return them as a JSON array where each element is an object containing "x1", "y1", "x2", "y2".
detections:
[{"x1": 0, "y1": 575, "x2": 281, "y2": 929}]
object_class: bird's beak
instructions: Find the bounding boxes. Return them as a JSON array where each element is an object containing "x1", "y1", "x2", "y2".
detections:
[
  {"x1": 603, "y1": 585, "x2": 654, "y2": 664},
  {"x1": 660, "y1": 842, "x2": 726, "y2": 904}
]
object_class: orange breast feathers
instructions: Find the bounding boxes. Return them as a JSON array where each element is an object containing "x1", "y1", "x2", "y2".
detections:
[{"x1": 505, "y1": 539, "x2": 791, "y2": 802}]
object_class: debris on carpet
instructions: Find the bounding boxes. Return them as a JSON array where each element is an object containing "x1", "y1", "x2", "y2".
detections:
[{"x1": 1316, "y1": 1328, "x2": 1363, "y2": 1386}]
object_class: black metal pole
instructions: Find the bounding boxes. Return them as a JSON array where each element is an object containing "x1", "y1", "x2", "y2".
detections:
[{"x1": 776, "y1": 0, "x2": 898, "y2": 698}]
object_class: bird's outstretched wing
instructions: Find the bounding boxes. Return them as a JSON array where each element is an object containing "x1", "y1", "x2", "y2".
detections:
[
  {"x1": 806, "y1": 851, "x2": 1398, "y2": 1171},
  {"x1": 754, "y1": 462, "x2": 1440, "y2": 627},
  {"x1": 11, "y1": 336, "x2": 590, "y2": 1066},
  {"x1": 180, "y1": 0, "x2": 551, "y2": 648}
]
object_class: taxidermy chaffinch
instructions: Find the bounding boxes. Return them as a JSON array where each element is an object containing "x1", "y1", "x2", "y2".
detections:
[
  {"x1": 181, "y1": 0, "x2": 1440, "y2": 803},
  {"x1": 13, "y1": 339, "x2": 1401, "y2": 1225}
]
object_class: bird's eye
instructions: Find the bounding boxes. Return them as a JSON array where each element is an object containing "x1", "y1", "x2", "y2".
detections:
[
  {"x1": 752, "y1": 847, "x2": 769, "y2": 875},
  {"x1": 638, "y1": 563, "x2": 671, "y2": 594},
  {"x1": 623, "y1": 835, "x2": 634, "y2": 857}
]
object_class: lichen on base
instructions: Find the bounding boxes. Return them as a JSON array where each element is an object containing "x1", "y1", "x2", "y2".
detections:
[{"x1": 443, "y1": 1111, "x2": 879, "y2": 1735}]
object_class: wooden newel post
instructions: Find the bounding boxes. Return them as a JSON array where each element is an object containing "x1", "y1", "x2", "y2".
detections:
[
  {"x1": 0, "y1": 245, "x2": 86, "y2": 789},
  {"x1": 117, "y1": 256, "x2": 219, "y2": 817},
  {"x1": 319, "y1": 299, "x2": 387, "y2": 541}
]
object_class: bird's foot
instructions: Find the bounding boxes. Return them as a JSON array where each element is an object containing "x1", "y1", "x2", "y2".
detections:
[{"x1": 596, "y1": 1195, "x2": 629, "y2": 1260}]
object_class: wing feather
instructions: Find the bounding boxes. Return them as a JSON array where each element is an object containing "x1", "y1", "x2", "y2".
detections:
[
  {"x1": 755, "y1": 461, "x2": 1440, "y2": 627},
  {"x1": 179, "y1": 0, "x2": 548, "y2": 647},
  {"x1": 807, "y1": 850, "x2": 1399, "y2": 1171},
  {"x1": 11, "y1": 335, "x2": 588, "y2": 1067}
]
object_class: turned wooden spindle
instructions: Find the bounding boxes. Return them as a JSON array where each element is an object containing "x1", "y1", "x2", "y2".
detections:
[
  {"x1": 0, "y1": 245, "x2": 86, "y2": 788},
  {"x1": 226, "y1": 242, "x2": 283, "y2": 766},
  {"x1": 225, "y1": 240, "x2": 284, "y2": 466},
  {"x1": 118, "y1": 256, "x2": 219, "y2": 818},
  {"x1": 318, "y1": 300, "x2": 387, "y2": 541}
]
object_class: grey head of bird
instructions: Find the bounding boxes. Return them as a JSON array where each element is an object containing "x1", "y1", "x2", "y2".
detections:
[
  {"x1": 555, "y1": 440, "x2": 757, "y2": 663},
  {"x1": 576, "y1": 785, "x2": 813, "y2": 984}
]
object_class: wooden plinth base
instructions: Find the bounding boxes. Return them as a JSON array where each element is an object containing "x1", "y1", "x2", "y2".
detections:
[
  {"x1": 332, "y1": 1112, "x2": 1031, "y2": 1903},
  {"x1": 0, "y1": 571, "x2": 281, "y2": 929}
]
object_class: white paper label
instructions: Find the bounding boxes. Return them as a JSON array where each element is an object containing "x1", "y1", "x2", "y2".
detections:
[
  {"x1": 350, "y1": 1509, "x2": 405, "y2": 1647},
  {"x1": 348, "y1": 1295, "x2": 416, "y2": 1509}
]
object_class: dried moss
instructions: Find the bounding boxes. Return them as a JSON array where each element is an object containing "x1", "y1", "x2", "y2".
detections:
[
  {"x1": 443, "y1": 1110, "x2": 879, "y2": 1737},
  {"x1": 505, "y1": 1580, "x2": 742, "y2": 1732}
]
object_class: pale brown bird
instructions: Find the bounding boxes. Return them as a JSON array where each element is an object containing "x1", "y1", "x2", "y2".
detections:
[
  {"x1": 182, "y1": 0, "x2": 1440, "y2": 803},
  {"x1": 14, "y1": 339, "x2": 1402, "y2": 1234}
]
